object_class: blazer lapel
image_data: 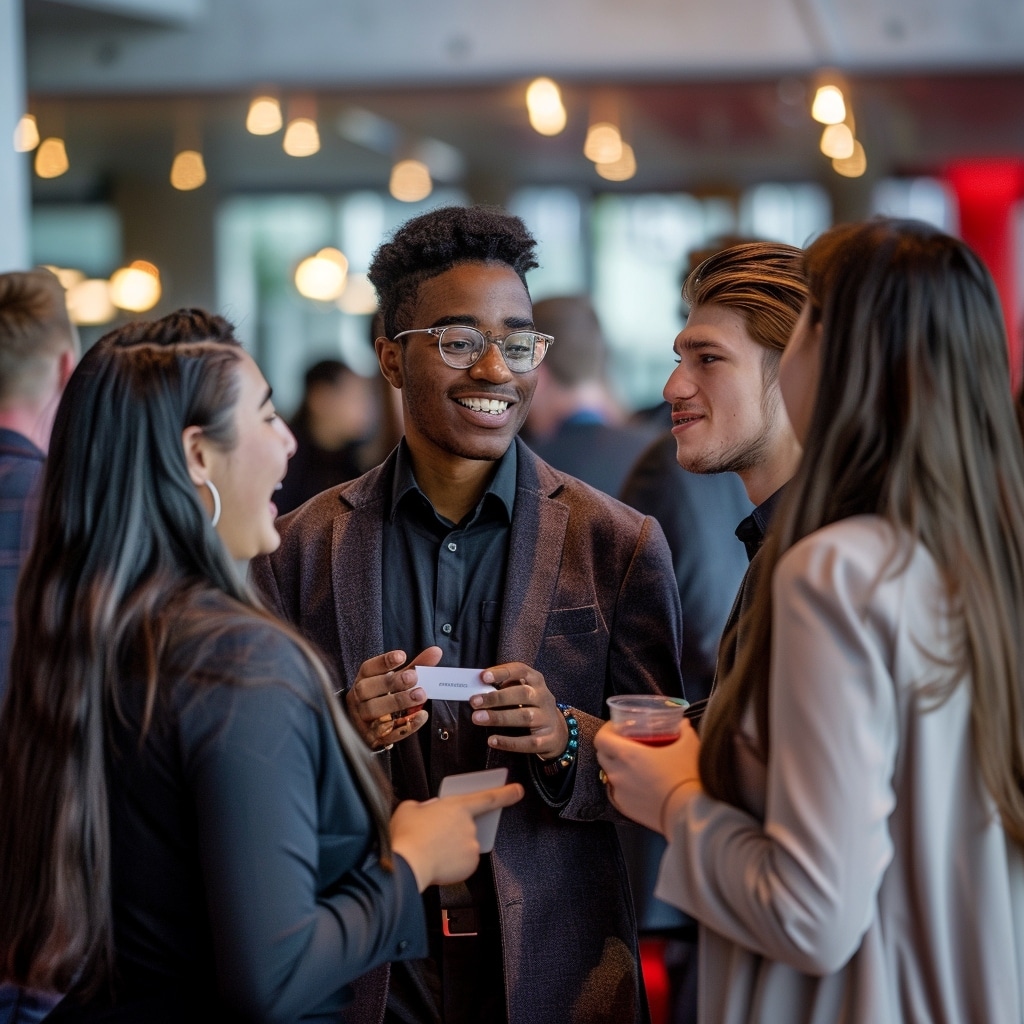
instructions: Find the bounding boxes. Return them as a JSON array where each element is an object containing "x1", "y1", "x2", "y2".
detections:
[
  {"x1": 497, "y1": 441, "x2": 569, "y2": 669},
  {"x1": 329, "y1": 463, "x2": 389, "y2": 686}
]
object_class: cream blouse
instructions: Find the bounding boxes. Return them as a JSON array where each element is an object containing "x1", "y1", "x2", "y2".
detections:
[{"x1": 656, "y1": 515, "x2": 1024, "y2": 1024}]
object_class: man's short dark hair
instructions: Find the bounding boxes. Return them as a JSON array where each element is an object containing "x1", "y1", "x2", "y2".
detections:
[{"x1": 367, "y1": 205, "x2": 539, "y2": 340}]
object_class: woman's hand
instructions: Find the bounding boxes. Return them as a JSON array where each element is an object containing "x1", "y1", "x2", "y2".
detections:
[
  {"x1": 344, "y1": 646, "x2": 441, "y2": 750},
  {"x1": 390, "y1": 783, "x2": 525, "y2": 891},
  {"x1": 594, "y1": 719, "x2": 703, "y2": 835}
]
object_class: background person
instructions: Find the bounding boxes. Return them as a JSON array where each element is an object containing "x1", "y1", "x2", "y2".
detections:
[
  {"x1": 0, "y1": 268, "x2": 78, "y2": 701},
  {"x1": 252, "y1": 205, "x2": 684, "y2": 1024},
  {"x1": 664, "y1": 242, "x2": 806, "y2": 723},
  {"x1": 618, "y1": 242, "x2": 804, "y2": 1024},
  {"x1": 525, "y1": 294, "x2": 658, "y2": 496},
  {"x1": 276, "y1": 358, "x2": 377, "y2": 514},
  {"x1": 0, "y1": 268, "x2": 78, "y2": 1024},
  {"x1": 0, "y1": 311, "x2": 521, "y2": 1023},
  {"x1": 597, "y1": 218, "x2": 1024, "y2": 1023}
]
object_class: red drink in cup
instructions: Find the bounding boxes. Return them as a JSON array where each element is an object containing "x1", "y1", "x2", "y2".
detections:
[
  {"x1": 606, "y1": 695, "x2": 689, "y2": 744},
  {"x1": 634, "y1": 733, "x2": 681, "y2": 747}
]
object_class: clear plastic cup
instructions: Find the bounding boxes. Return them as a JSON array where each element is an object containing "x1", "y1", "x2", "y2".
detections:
[{"x1": 606, "y1": 694, "x2": 689, "y2": 746}]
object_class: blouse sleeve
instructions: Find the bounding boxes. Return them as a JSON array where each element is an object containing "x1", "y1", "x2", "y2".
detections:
[
  {"x1": 180, "y1": 633, "x2": 426, "y2": 1022},
  {"x1": 655, "y1": 521, "x2": 902, "y2": 975}
]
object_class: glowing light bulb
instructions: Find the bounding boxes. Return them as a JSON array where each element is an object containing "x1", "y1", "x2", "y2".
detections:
[
  {"x1": 811, "y1": 85, "x2": 846, "y2": 125},
  {"x1": 583, "y1": 122, "x2": 622, "y2": 164},
  {"x1": 595, "y1": 142, "x2": 637, "y2": 181},
  {"x1": 110, "y1": 260, "x2": 162, "y2": 312},
  {"x1": 283, "y1": 117, "x2": 320, "y2": 157},
  {"x1": 35, "y1": 137, "x2": 69, "y2": 178},
  {"x1": 820, "y1": 123, "x2": 855, "y2": 160},
  {"x1": 42, "y1": 266, "x2": 84, "y2": 291},
  {"x1": 170, "y1": 149, "x2": 206, "y2": 190},
  {"x1": 336, "y1": 273, "x2": 378, "y2": 315},
  {"x1": 526, "y1": 77, "x2": 567, "y2": 136},
  {"x1": 246, "y1": 95, "x2": 282, "y2": 135},
  {"x1": 833, "y1": 140, "x2": 867, "y2": 178},
  {"x1": 389, "y1": 159, "x2": 432, "y2": 202},
  {"x1": 66, "y1": 279, "x2": 115, "y2": 325},
  {"x1": 14, "y1": 114, "x2": 39, "y2": 152},
  {"x1": 294, "y1": 248, "x2": 349, "y2": 302}
]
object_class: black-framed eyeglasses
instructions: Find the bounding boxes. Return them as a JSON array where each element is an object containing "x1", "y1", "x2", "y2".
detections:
[{"x1": 392, "y1": 325, "x2": 554, "y2": 373}]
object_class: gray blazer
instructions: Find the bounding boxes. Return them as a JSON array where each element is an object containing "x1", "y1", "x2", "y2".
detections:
[{"x1": 251, "y1": 438, "x2": 684, "y2": 1024}]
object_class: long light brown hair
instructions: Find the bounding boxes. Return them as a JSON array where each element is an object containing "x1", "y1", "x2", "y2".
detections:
[
  {"x1": 0, "y1": 317, "x2": 392, "y2": 993},
  {"x1": 701, "y1": 218, "x2": 1024, "y2": 848}
]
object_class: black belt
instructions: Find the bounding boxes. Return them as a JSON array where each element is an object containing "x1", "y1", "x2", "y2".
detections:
[
  {"x1": 441, "y1": 907, "x2": 478, "y2": 937},
  {"x1": 439, "y1": 881, "x2": 478, "y2": 938}
]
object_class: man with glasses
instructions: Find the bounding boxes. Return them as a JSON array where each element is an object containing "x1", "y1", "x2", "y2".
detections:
[{"x1": 251, "y1": 205, "x2": 683, "y2": 1024}]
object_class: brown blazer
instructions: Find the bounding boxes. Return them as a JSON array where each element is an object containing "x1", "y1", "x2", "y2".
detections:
[{"x1": 250, "y1": 438, "x2": 684, "y2": 1024}]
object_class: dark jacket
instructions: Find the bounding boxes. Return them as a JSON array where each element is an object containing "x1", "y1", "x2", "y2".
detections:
[
  {"x1": 48, "y1": 594, "x2": 426, "y2": 1023},
  {"x1": 0, "y1": 427, "x2": 45, "y2": 702},
  {"x1": 250, "y1": 438, "x2": 684, "y2": 1024}
]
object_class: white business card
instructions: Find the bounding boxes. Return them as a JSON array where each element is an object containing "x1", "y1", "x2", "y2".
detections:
[
  {"x1": 438, "y1": 767, "x2": 509, "y2": 853},
  {"x1": 415, "y1": 665, "x2": 494, "y2": 702}
]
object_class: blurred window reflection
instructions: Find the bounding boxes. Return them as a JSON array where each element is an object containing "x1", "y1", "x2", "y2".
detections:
[{"x1": 30, "y1": 179, "x2": 959, "y2": 423}]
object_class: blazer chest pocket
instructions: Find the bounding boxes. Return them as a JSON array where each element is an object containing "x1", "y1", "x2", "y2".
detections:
[{"x1": 545, "y1": 605, "x2": 598, "y2": 637}]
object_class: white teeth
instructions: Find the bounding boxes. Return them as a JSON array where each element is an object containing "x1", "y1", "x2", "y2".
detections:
[{"x1": 457, "y1": 397, "x2": 509, "y2": 415}]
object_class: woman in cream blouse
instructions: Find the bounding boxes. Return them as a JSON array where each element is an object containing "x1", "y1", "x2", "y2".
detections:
[{"x1": 597, "y1": 217, "x2": 1024, "y2": 1024}]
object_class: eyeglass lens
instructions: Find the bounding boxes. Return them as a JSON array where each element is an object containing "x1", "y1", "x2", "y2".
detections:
[{"x1": 438, "y1": 326, "x2": 546, "y2": 372}]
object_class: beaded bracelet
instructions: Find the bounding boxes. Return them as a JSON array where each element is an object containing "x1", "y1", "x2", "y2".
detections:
[{"x1": 538, "y1": 702, "x2": 579, "y2": 776}]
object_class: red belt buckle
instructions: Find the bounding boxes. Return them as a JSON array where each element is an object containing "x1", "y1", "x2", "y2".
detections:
[{"x1": 441, "y1": 908, "x2": 478, "y2": 938}]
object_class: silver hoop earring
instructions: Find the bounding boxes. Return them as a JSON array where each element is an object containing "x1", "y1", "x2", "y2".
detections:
[{"x1": 205, "y1": 480, "x2": 222, "y2": 528}]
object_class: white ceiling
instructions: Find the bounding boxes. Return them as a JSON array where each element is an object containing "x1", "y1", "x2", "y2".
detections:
[{"x1": 20, "y1": 0, "x2": 1024, "y2": 203}]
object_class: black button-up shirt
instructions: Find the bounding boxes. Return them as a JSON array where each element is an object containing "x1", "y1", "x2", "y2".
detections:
[
  {"x1": 734, "y1": 485, "x2": 786, "y2": 562},
  {"x1": 382, "y1": 438, "x2": 517, "y2": 800},
  {"x1": 381, "y1": 439, "x2": 516, "y2": 1024}
]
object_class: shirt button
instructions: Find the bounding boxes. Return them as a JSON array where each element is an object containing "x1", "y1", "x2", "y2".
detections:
[
  {"x1": 441, "y1": 623, "x2": 453, "y2": 634},
  {"x1": 447, "y1": 541, "x2": 457, "y2": 552},
  {"x1": 438, "y1": 728, "x2": 450, "y2": 741},
  {"x1": 397, "y1": 939, "x2": 409, "y2": 953}
]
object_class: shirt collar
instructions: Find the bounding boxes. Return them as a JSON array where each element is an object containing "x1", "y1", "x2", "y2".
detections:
[
  {"x1": 388, "y1": 437, "x2": 517, "y2": 525},
  {"x1": 734, "y1": 484, "x2": 786, "y2": 562}
]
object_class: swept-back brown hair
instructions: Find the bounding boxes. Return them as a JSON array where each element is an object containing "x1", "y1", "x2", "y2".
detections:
[
  {"x1": 0, "y1": 313, "x2": 391, "y2": 993},
  {"x1": 683, "y1": 241, "x2": 808, "y2": 384},
  {"x1": 700, "y1": 218, "x2": 1024, "y2": 848}
]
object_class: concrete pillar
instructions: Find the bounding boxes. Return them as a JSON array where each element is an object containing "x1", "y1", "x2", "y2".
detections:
[{"x1": 0, "y1": 0, "x2": 31, "y2": 271}]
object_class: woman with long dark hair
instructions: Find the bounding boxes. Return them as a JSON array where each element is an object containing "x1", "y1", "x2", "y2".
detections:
[
  {"x1": 596, "y1": 219, "x2": 1024, "y2": 1022},
  {"x1": 0, "y1": 312, "x2": 521, "y2": 1022}
]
